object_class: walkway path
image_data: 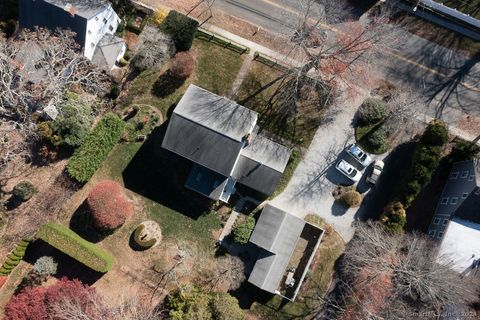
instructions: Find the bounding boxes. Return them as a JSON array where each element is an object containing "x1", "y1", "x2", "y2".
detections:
[
  {"x1": 228, "y1": 54, "x2": 253, "y2": 99},
  {"x1": 218, "y1": 210, "x2": 239, "y2": 245}
]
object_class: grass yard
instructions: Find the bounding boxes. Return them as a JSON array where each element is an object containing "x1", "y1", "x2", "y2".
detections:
[
  {"x1": 236, "y1": 61, "x2": 326, "y2": 148},
  {"x1": 271, "y1": 149, "x2": 301, "y2": 198},
  {"x1": 249, "y1": 225, "x2": 345, "y2": 319},
  {"x1": 97, "y1": 137, "x2": 221, "y2": 251},
  {"x1": 120, "y1": 38, "x2": 245, "y2": 117}
]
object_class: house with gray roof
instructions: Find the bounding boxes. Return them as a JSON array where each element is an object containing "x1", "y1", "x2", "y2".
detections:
[
  {"x1": 427, "y1": 159, "x2": 480, "y2": 240},
  {"x1": 19, "y1": 0, "x2": 126, "y2": 70},
  {"x1": 161, "y1": 85, "x2": 292, "y2": 202},
  {"x1": 248, "y1": 205, "x2": 323, "y2": 301},
  {"x1": 427, "y1": 159, "x2": 480, "y2": 274}
]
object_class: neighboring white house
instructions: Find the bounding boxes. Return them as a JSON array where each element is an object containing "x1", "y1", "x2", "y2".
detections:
[{"x1": 19, "y1": 0, "x2": 126, "y2": 70}]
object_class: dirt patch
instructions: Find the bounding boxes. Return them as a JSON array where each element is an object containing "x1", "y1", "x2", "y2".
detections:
[{"x1": 457, "y1": 114, "x2": 480, "y2": 138}]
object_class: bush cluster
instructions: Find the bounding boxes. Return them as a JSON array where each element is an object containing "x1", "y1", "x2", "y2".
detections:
[
  {"x1": 450, "y1": 139, "x2": 479, "y2": 162},
  {"x1": 87, "y1": 180, "x2": 134, "y2": 232},
  {"x1": 400, "y1": 120, "x2": 448, "y2": 207},
  {"x1": 380, "y1": 201, "x2": 407, "y2": 233},
  {"x1": 167, "y1": 289, "x2": 244, "y2": 320},
  {"x1": 340, "y1": 190, "x2": 362, "y2": 208},
  {"x1": 37, "y1": 223, "x2": 115, "y2": 273},
  {"x1": 12, "y1": 181, "x2": 36, "y2": 202},
  {"x1": 4, "y1": 278, "x2": 97, "y2": 320},
  {"x1": 67, "y1": 113, "x2": 125, "y2": 184},
  {"x1": 160, "y1": 10, "x2": 199, "y2": 51},
  {"x1": 0, "y1": 239, "x2": 31, "y2": 276},
  {"x1": 232, "y1": 216, "x2": 255, "y2": 244},
  {"x1": 34, "y1": 256, "x2": 58, "y2": 276},
  {"x1": 357, "y1": 98, "x2": 388, "y2": 125}
]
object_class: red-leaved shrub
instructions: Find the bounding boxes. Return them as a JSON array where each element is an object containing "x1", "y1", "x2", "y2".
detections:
[
  {"x1": 170, "y1": 52, "x2": 195, "y2": 79},
  {"x1": 4, "y1": 278, "x2": 97, "y2": 320},
  {"x1": 0, "y1": 275, "x2": 8, "y2": 289},
  {"x1": 87, "y1": 180, "x2": 133, "y2": 231}
]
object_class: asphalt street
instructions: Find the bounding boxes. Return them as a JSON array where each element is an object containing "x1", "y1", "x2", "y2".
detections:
[{"x1": 213, "y1": 0, "x2": 480, "y2": 122}]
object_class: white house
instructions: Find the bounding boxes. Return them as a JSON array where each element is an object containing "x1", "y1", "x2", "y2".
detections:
[{"x1": 19, "y1": 0, "x2": 126, "y2": 70}]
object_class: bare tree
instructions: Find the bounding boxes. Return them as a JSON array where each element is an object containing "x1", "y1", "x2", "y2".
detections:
[
  {"x1": 0, "y1": 28, "x2": 109, "y2": 181},
  {"x1": 197, "y1": 255, "x2": 246, "y2": 291},
  {"x1": 131, "y1": 26, "x2": 175, "y2": 72},
  {"x1": 320, "y1": 222, "x2": 478, "y2": 319}
]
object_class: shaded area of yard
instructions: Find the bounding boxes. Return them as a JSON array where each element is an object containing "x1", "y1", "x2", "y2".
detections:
[
  {"x1": 355, "y1": 141, "x2": 417, "y2": 221},
  {"x1": 236, "y1": 62, "x2": 325, "y2": 148},
  {"x1": 354, "y1": 121, "x2": 390, "y2": 155},
  {"x1": 119, "y1": 39, "x2": 245, "y2": 117},
  {"x1": 271, "y1": 149, "x2": 302, "y2": 198},
  {"x1": 239, "y1": 226, "x2": 345, "y2": 320}
]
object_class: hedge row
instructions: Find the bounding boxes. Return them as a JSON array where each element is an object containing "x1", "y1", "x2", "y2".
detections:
[
  {"x1": 37, "y1": 223, "x2": 114, "y2": 273},
  {"x1": 160, "y1": 10, "x2": 199, "y2": 51},
  {"x1": 67, "y1": 113, "x2": 125, "y2": 184},
  {"x1": 0, "y1": 239, "x2": 31, "y2": 276},
  {"x1": 399, "y1": 120, "x2": 448, "y2": 207}
]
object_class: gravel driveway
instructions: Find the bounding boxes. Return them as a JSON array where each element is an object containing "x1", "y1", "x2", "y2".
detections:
[{"x1": 271, "y1": 90, "x2": 371, "y2": 242}]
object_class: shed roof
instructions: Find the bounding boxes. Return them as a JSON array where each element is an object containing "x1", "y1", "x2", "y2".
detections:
[
  {"x1": 92, "y1": 34, "x2": 125, "y2": 69},
  {"x1": 173, "y1": 85, "x2": 258, "y2": 141},
  {"x1": 44, "y1": 0, "x2": 108, "y2": 19},
  {"x1": 248, "y1": 205, "x2": 305, "y2": 293}
]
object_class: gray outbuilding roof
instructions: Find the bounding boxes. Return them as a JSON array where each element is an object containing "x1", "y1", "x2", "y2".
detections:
[
  {"x1": 248, "y1": 205, "x2": 305, "y2": 293},
  {"x1": 43, "y1": 0, "x2": 108, "y2": 19},
  {"x1": 92, "y1": 34, "x2": 125, "y2": 69}
]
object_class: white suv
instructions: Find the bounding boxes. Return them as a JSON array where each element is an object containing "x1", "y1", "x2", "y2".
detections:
[
  {"x1": 346, "y1": 144, "x2": 372, "y2": 167},
  {"x1": 335, "y1": 159, "x2": 362, "y2": 182}
]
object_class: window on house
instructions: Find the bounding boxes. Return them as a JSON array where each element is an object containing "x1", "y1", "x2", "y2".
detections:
[
  {"x1": 442, "y1": 219, "x2": 448, "y2": 226},
  {"x1": 429, "y1": 230, "x2": 436, "y2": 237},
  {"x1": 437, "y1": 232, "x2": 444, "y2": 238},
  {"x1": 95, "y1": 16, "x2": 99, "y2": 21},
  {"x1": 440, "y1": 197, "x2": 449, "y2": 205},
  {"x1": 433, "y1": 217, "x2": 440, "y2": 225},
  {"x1": 450, "y1": 172, "x2": 459, "y2": 179},
  {"x1": 109, "y1": 25, "x2": 113, "y2": 32},
  {"x1": 450, "y1": 197, "x2": 458, "y2": 205},
  {"x1": 91, "y1": 42, "x2": 95, "y2": 48},
  {"x1": 88, "y1": 30, "x2": 91, "y2": 35},
  {"x1": 462, "y1": 193, "x2": 469, "y2": 198},
  {"x1": 103, "y1": 18, "x2": 108, "y2": 24},
  {"x1": 461, "y1": 171, "x2": 469, "y2": 178},
  {"x1": 469, "y1": 175, "x2": 474, "y2": 181}
]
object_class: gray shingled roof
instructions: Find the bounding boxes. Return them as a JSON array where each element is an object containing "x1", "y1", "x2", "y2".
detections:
[
  {"x1": 173, "y1": 85, "x2": 258, "y2": 141},
  {"x1": 232, "y1": 134, "x2": 291, "y2": 195},
  {"x1": 248, "y1": 205, "x2": 305, "y2": 293},
  {"x1": 184, "y1": 164, "x2": 228, "y2": 201},
  {"x1": 453, "y1": 187, "x2": 480, "y2": 225},
  {"x1": 92, "y1": 34, "x2": 125, "y2": 69},
  {"x1": 162, "y1": 113, "x2": 243, "y2": 177},
  {"x1": 44, "y1": 0, "x2": 108, "y2": 19}
]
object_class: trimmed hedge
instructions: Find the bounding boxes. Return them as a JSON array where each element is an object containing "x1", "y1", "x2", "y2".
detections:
[
  {"x1": 67, "y1": 113, "x2": 125, "y2": 184},
  {"x1": 37, "y1": 223, "x2": 114, "y2": 273},
  {"x1": 0, "y1": 239, "x2": 31, "y2": 275},
  {"x1": 160, "y1": 10, "x2": 199, "y2": 51}
]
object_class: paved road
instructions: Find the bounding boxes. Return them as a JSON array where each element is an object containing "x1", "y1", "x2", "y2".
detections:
[{"x1": 213, "y1": 0, "x2": 480, "y2": 124}]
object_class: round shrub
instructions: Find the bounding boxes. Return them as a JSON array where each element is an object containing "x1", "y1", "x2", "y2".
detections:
[
  {"x1": 87, "y1": 180, "x2": 134, "y2": 231},
  {"x1": 357, "y1": 98, "x2": 387, "y2": 125},
  {"x1": 380, "y1": 201, "x2": 406, "y2": 233},
  {"x1": 233, "y1": 216, "x2": 256, "y2": 244},
  {"x1": 340, "y1": 190, "x2": 362, "y2": 208},
  {"x1": 416, "y1": 145, "x2": 441, "y2": 170},
  {"x1": 211, "y1": 293, "x2": 244, "y2": 320},
  {"x1": 421, "y1": 120, "x2": 448, "y2": 146},
  {"x1": 12, "y1": 181, "x2": 36, "y2": 201},
  {"x1": 34, "y1": 256, "x2": 58, "y2": 276},
  {"x1": 170, "y1": 52, "x2": 195, "y2": 79}
]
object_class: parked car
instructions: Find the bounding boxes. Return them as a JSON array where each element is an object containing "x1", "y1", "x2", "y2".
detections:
[
  {"x1": 336, "y1": 159, "x2": 362, "y2": 182},
  {"x1": 346, "y1": 144, "x2": 372, "y2": 167},
  {"x1": 367, "y1": 160, "x2": 384, "y2": 185}
]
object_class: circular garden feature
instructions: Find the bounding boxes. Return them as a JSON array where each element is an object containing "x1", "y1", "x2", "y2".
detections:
[
  {"x1": 87, "y1": 180, "x2": 134, "y2": 232},
  {"x1": 133, "y1": 220, "x2": 162, "y2": 249}
]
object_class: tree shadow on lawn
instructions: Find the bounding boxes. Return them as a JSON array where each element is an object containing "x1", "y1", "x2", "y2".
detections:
[
  {"x1": 354, "y1": 141, "x2": 416, "y2": 222},
  {"x1": 122, "y1": 124, "x2": 211, "y2": 220},
  {"x1": 23, "y1": 239, "x2": 104, "y2": 286},
  {"x1": 151, "y1": 71, "x2": 185, "y2": 98}
]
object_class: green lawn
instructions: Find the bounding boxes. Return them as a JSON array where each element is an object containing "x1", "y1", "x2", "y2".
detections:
[
  {"x1": 98, "y1": 140, "x2": 221, "y2": 251},
  {"x1": 249, "y1": 227, "x2": 345, "y2": 319},
  {"x1": 271, "y1": 149, "x2": 301, "y2": 198},
  {"x1": 236, "y1": 62, "x2": 325, "y2": 148},
  {"x1": 120, "y1": 38, "x2": 245, "y2": 118}
]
